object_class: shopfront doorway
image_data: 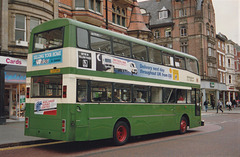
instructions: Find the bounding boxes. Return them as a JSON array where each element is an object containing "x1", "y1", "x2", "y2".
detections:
[{"x1": 4, "y1": 84, "x2": 26, "y2": 120}]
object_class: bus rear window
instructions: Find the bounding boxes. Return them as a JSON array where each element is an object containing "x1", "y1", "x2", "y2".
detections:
[
  {"x1": 31, "y1": 75, "x2": 62, "y2": 97},
  {"x1": 33, "y1": 27, "x2": 64, "y2": 52}
]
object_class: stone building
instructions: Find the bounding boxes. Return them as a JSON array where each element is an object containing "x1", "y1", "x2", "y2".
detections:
[
  {"x1": 139, "y1": 0, "x2": 223, "y2": 107},
  {"x1": 0, "y1": 0, "x2": 58, "y2": 123}
]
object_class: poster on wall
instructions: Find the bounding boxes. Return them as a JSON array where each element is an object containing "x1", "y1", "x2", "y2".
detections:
[{"x1": 34, "y1": 99, "x2": 57, "y2": 115}]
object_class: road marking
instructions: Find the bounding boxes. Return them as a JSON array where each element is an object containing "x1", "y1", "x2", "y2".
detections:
[{"x1": 0, "y1": 141, "x2": 67, "y2": 151}]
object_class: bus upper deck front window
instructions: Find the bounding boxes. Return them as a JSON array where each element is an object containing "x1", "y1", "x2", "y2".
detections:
[{"x1": 33, "y1": 27, "x2": 64, "y2": 52}]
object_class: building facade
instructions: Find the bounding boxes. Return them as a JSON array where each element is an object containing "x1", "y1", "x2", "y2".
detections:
[{"x1": 139, "y1": 0, "x2": 237, "y2": 108}]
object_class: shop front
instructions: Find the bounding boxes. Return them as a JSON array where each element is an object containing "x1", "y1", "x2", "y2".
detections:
[{"x1": 0, "y1": 56, "x2": 26, "y2": 120}]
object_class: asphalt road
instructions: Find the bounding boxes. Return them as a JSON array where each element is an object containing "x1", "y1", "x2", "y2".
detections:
[{"x1": 1, "y1": 113, "x2": 240, "y2": 157}]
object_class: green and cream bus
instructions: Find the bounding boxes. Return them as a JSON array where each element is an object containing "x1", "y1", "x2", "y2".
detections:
[{"x1": 25, "y1": 18, "x2": 203, "y2": 146}]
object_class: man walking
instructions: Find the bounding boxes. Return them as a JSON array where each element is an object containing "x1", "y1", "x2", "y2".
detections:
[
  {"x1": 217, "y1": 99, "x2": 223, "y2": 113},
  {"x1": 204, "y1": 100, "x2": 209, "y2": 112}
]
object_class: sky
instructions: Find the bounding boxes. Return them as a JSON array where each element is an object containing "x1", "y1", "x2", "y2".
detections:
[{"x1": 137, "y1": 0, "x2": 240, "y2": 45}]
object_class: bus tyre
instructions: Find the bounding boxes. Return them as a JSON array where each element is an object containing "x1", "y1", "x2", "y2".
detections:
[
  {"x1": 180, "y1": 117, "x2": 188, "y2": 134},
  {"x1": 113, "y1": 121, "x2": 129, "y2": 146}
]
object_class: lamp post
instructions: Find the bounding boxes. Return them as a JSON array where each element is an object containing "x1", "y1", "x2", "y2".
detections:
[{"x1": 0, "y1": 64, "x2": 6, "y2": 125}]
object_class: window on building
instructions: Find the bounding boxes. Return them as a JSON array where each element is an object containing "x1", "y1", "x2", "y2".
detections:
[
  {"x1": 229, "y1": 75, "x2": 232, "y2": 84},
  {"x1": 165, "y1": 28, "x2": 171, "y2": 37},
  {"x1": 180, "y1": 26, "x2": 187, "y2": 37},
  {"x1": 159, "y1": 6, "x2": 168, "y2": 19},
  {"x1": 218, "y1": 41, "x2": 221, "y2": 49},
  {"x1": 208, "y1": 43, "x2": 215, "y2": 57},
  {"x1": 228, "y1": 59, "x2": 231, "y2": 68},
  {"x1": 112, "y1": 5, "x2": 126, "y2": 27},
  {"x1": 223, "y1": 73, "x2": 225, "y2": 83},
  {"x1": 167, "y1": 43, "x2": 173, "y2": 49},
  {"x1": 154, "y1": 30, "x2": 160, "y2": 39},
  {"x1": 89, "y1": 0, "x2": 94, "y2": 10},
  {"x1": 211, "y1": 26, "x2": 214, "y2": 37},
  {"x1": 96, "y1": 0, "x2": 101, "y2": 12},
  {"x1": 181, "y1": 42, "x2": 188, "y2": 53},
  {"x1": 208, "y1": 67, "x2": 217, "y2": 77},
  {"x1": 179, "y1": 8, "x2": 187, "y2": 17},
  {"x1": 206, "y1": 23, "x2": 210, "y2": 36},
  {"x1": 15, "y1": 14, "x2": 26, "y2": 41},
  {"x1": 223, "y1": 56, "x2": 225, "y2": 67},
  {"x1": 30, "y1": 17, "x2": 40, "y2": 32},
  {"x1": 75, "y1": 0, "x2": 85, "y2": 9},
  {"x1": 219, "y1": 55, "x2": 222, "y2": 66},
  {"x1": 222, "y1": 43, "x2": 225, "y2": 50},
  {"x1": 219, "y1": 72, "x2": 223, "y2": 83}
]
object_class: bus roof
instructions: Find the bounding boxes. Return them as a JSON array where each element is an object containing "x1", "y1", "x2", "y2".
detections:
[{"x1": 31, "y1": 18, "x2": 198, "y2": 61}]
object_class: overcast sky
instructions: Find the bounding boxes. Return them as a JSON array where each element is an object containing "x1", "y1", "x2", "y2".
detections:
[{"x1": 137, "y1": 0, "x2": 240, "y2": 45}]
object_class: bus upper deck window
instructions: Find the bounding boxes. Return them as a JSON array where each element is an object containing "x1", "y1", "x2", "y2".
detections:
[
  {"x1": 77, "y1": 28, "x2": 89, "y2": 49},
  {"x1": 33, "y1": 27, "x2": 64, "y2": 52}
]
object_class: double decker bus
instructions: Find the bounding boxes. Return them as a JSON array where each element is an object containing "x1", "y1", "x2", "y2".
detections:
[{"x1": 25, "y1": 18, "x2": 203, "y2": 146}]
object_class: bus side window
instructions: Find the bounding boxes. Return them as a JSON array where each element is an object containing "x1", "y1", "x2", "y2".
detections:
[
  {"x1": 175, "y1": 56, "x2": 185, "y2": 69},
  {"x1": 151, "y1": 87, "x2": 162, "y2": 103},
  {"x1": 163, "y1": 88, "x2": 176, "y2": 103},
  {"x1": 162, "y1": 53, "x2": 174, "y2": 67},
  {"x1": 133, "y1": 85, "x2": 148, "y2": 103},
  {"x1": 187, "y1": 90, "x2": 191, "y2": 103},
  {"x1": 114, "y1": 83, "x2": 131, "y2": 102},
  {"x1": 91, "y1": 81, "x2": 112, "y2": 102},
  {"x1": 90, "y1": 31, "x2": 111, "y2": 54},
  {"x1": 113, "y1": 38, "x2": 131, "y2": 58},
  {"x1": 77, "y1": 80, "x2": 88, "y2": 102},
  {"x1": 176, "y1": 89, "x2": 186, "y2": 103},
  {"x1": 132, "y1": 43, "x2": 147, "y2": 61},
  {"x1": 77, "y1": 28, "x2": 89, "y2": 49},
  {"x1": 149, "y1": 48, "x2": 162, "y2": 65}
]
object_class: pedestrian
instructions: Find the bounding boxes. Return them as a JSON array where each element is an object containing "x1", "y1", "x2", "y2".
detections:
[
  {"x1": 204, "y1": 100, "x2": 209, "y2": 112},
  {"x1": 232, "y1": 99, "x2": 237, "y2": 109},
  {"x1": 226, "y1": 100, "x2": 232, "y2": 111},
  {"x1": 217, "y1": 99, "x2": 223, "y2": 113},
  {"x1": 211, "y1": 100, "x2": 215, "y2": 109}
]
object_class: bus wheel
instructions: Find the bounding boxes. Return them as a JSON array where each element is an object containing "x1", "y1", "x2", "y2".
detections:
[
  {"x1": 180, "y1": 117, "x2": 188, "y2": 134},
  {"x1": 113, "y1": 121, "x2": 129, "y2": 146}
]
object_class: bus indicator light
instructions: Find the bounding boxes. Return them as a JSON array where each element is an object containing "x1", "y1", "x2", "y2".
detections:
[
  {"x1": 26, "y1": 87, "x2": 30, "y2": 98},
  {"x1": 63, "y1": 86, "x2": 67, "y2": 98},
  {"x1": 62, "y1": 119, "x2": 66, "y2": 133},
  {"x1": 25, "y1": 117, "x2": 29, "y2": 128}
]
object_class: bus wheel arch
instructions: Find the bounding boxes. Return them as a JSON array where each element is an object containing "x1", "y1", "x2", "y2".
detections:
[
  {"x1": 179, "y1": 114, "x2": 189, "y2": 134},
  {"x1": 113, "y1": 118, "x2": 131, "y2": 146}
]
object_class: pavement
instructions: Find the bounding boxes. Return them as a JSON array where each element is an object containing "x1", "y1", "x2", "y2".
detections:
[{"x1": 0, "y1": 107, "x2": 240, "y2": 148}]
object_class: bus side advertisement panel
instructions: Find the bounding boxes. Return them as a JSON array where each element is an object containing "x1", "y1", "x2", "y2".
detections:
[{"x1": 77, "y1": 50, "x2": 200, "y2": 85}]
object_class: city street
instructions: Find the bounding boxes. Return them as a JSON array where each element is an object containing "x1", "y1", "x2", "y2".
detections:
[{"x1": 1, "y1": 112, "x2": 240, "y2": 157}]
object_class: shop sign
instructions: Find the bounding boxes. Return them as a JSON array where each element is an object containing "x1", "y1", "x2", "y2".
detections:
[
  {"x1": 0, "y1": 56, "x2": 27, "y2": 66},
  {"x1": 210, "y1": 82, "x2": 215, "y2": 88},
  {"x1": 5, "y1": 71, "x2": 26, "y2": 83},
  {"x1": 50, "y1": 69, "x2": 61, "y2": 73}
]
